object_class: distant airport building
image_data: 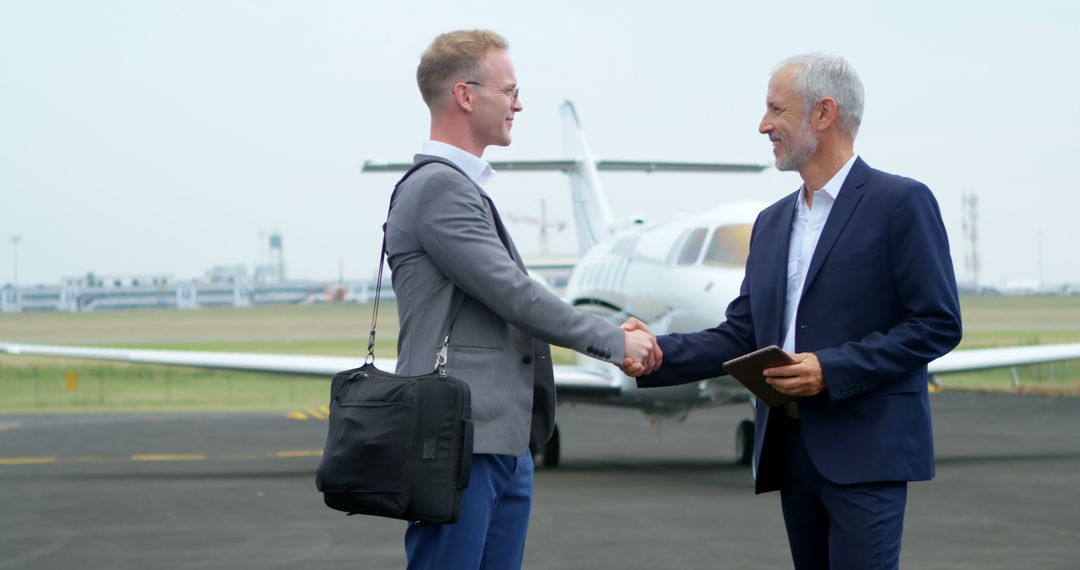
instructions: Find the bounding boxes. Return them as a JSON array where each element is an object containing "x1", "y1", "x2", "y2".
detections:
[
  {"x1": 1, "y1": 270, "x2": 391, "y2": 313},
  {"x1": 62, "y1": 273, "x2": 172, "y2": 288},
  {"x1": 204, "y1": 265, "x2": 247, "y2": 284},
  {"x1": 1, "y1": 289, "x2": 18, "y2": 313},
  {"x1": 0, "y1": 230, "x2": 396, "y2": 313}
]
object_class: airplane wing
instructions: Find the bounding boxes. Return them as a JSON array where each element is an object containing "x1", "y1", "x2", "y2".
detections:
[
  {"x1": 593, "y1": 160, "x2": 768, "y2": 173},
  {"x1": 362, "y1": 159, "x2": 769, "y2": 174},
  {"x1": 4, "y1": 340, "x2": 1080, "y2": 395},
  {"x1": 0, "y1": 341, "x2": 391, "y2": 376},
  {"x1": 0, "y1": 341, "x2": 622, "y2": 396},
  {"x1": 928, "y1": 343, "x2": 1080, "y2": 374},
  {"x1": 550, "y1": 364, "x2": 623, "y2": 396}
]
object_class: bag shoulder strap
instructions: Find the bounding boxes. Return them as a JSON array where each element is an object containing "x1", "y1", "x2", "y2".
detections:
[{"x1": 366, "y1": 159, "x2": 468, "y2": 375}]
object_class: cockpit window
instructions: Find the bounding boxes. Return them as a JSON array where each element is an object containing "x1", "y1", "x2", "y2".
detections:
[
  {"x1": 703, "y1": 224, "x2": 752, "y2": 267},
  {"x1": 676, "y1": 228, "x2": 708, "y2": 266}
]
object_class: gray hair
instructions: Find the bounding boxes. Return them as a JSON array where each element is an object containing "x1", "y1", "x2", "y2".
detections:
[{"x1": 776, "y1": 53, "x2": 865, "y2": 137}]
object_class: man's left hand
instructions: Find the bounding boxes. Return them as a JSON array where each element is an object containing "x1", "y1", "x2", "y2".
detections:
[{"x1": 763, "y1": 352, "x2": 824, "y2": 397}]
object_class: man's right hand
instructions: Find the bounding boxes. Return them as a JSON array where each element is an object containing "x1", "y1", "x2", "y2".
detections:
[{"x1": 621, "y1": 317, "x2": 662, "y2": 377}]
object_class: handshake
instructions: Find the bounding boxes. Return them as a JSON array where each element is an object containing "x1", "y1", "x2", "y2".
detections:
[{"x1": 620, "y1": 317, "x2": 662, "y2": 378}]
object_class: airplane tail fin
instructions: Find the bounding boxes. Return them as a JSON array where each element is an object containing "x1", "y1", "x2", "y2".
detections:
[{"x1": 560, "y1": 101, "x2": 616, "y2": 253}]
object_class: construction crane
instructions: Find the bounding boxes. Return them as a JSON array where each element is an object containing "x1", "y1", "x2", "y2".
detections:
[{"x1": 501, "y1": 199, "x2": 566, "y2": 256}]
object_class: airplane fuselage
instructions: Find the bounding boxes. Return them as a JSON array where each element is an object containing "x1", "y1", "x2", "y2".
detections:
[{"x1": 561, "y1": 200, "x2": 770, "y2": 413}]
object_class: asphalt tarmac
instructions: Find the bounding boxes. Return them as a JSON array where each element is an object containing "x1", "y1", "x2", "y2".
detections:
[{"x1": 2, "y1": 391, "x2": 1079, "y2": 569}]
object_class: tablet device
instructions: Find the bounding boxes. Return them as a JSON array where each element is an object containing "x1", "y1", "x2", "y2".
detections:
[{"x1": 722, "y1": 345, "x2": 797, "y2": 408}]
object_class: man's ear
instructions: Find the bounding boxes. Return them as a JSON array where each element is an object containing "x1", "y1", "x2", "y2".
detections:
[
  {"x1": 450, "y1": 82, "x2": 474, "y2": 112},
  {"x1": 812, "y1": 97, "x2": 838, "y2": 132}
]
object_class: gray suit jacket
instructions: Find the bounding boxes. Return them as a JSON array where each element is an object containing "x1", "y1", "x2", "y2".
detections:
[{"x1": 385, "y1": 155, "x2": 624, "y2": 456}]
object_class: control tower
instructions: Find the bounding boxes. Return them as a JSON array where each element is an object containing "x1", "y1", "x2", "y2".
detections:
[{"x1": 256, "y1": 231, "x2": 287, "y2": 283}]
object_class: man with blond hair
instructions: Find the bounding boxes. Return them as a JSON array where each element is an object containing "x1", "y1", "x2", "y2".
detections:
[{"x1": 386, "y1": 30, "x2": 660, "y2": 569}]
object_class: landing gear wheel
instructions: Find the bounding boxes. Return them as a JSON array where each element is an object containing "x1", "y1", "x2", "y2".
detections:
[{"x1": 735, "y1": 419, "x2": 754, "y2": 466}]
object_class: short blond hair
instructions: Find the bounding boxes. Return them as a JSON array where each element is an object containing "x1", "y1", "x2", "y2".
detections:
[{"x1": 417, "y1": 29, "x2": 509, "y2": 107}]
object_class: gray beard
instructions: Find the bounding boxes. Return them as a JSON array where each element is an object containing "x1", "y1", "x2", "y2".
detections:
[{"x1": 775, "y1": 125, "x2": 817, "y2": 172}]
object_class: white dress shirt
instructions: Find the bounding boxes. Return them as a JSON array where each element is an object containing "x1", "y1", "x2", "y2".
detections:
[
  {"x1": 781, "y1": 154, "x2": 859, "y2": 354},
  {"x1": 421, "y1": 140, "x2": 496, "y2": 189}
]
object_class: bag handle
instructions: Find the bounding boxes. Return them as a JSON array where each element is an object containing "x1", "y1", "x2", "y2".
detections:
[{"x1": 366, "y1": 159, "x2": 470, "y2": 376}]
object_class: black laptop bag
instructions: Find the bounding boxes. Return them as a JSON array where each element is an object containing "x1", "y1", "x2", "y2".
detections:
[{"x1": 315, "y1": 360, "x2": 473, "y2": 523}]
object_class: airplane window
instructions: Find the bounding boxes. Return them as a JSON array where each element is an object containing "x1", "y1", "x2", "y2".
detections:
[
  {"x1": 703, "y1": 224, "x2": 752, "y2": 267},
  {"x1": 676, "y1": 228, "x2": 708, "y2": 266}
]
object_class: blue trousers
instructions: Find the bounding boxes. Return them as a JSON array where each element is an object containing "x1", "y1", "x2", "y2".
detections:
[
  {"x1": 779, "y1": 421, "x2": 908, "y2": 570},
  {"x1": 405, "y1": 452, "x2": 533, "y2": 570}
]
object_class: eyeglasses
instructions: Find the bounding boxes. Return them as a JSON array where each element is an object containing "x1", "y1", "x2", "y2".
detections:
[{"x1": 464, "y1": 81, "x2": 520, "y2": 104}]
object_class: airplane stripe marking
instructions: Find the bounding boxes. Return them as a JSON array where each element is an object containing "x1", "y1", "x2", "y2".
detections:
[
  {"x1": 0, "y1": 456, "x2": 58, "y2": 465},
  {"x1": 130, "y1": 454, "x2": 206, "y2": 462}
]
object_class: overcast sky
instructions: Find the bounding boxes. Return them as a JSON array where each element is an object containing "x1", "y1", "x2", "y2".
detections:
[{"x1": 2, "y1": 0, "x2": 1077, "y2": 289}]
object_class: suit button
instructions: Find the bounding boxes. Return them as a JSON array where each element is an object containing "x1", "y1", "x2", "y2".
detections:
[{"x1": 521, "y1": 355, "x2": 533, "y2": 364}]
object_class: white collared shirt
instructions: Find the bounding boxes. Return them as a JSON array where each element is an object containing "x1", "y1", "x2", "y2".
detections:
[
  {"x1": 421, "y1": 140, "x2": 496, "y2": 189},
  {"x1": 781, "y1": 154, "x2": 859, "y2": 354}
]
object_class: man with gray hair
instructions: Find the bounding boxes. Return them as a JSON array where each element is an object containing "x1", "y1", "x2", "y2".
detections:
[
  {"x1": 388, "y1": 29, "x2": 661, "y2": 569},
  {"x1": 626, "y1": 54, "x2": 961, "y2": 568}
]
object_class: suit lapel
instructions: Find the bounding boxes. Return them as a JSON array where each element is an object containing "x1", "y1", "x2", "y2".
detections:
[
  {"x1": 483, "y1": 195, "x2": 526, "y2": 270},
  {"x1": 773, "y1": 193, "x2": 799, "y2": 345},
  {"x1": 800, "y1": 158, "x2": 869, "y2": 295}
]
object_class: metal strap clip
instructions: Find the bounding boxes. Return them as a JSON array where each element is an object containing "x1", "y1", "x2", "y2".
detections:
[
  {"x1": 364, "y1": 330, "x2": 377, "y2": 365},
  {"x1": 435, "y1": 336, "x2": 449, "y2": 378}
]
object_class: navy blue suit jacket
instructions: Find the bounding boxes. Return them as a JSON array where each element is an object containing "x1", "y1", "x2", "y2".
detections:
[{"x1": 639, "y1": 158, "x2": 962, "y2": 493}]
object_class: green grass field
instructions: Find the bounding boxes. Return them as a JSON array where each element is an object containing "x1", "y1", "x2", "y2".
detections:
[
  {"x1": 0, "y1": 303, "x2": 390, "y2": 412},
  {"x1": 1, "y1": 295, "x2": 1079, "y2": 412},
  {"x1": 932, "y1": 295, "x2": 1080, "y2": 392}
]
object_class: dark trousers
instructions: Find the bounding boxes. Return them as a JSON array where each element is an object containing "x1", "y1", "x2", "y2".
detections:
[
  {"x1": 405, "y1": 452, "x2": 533, "y2": 570},
  {"x1": 779, "y1": 420, "x2": 908, "y2": 570}
]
